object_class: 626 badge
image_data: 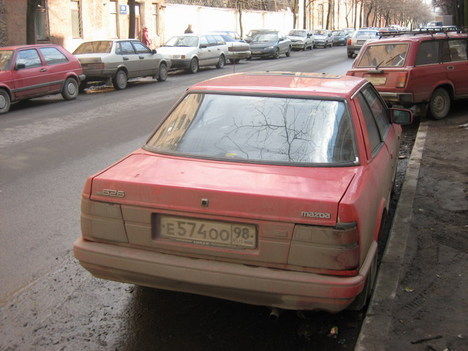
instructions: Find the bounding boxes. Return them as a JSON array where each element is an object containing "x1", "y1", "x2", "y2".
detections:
[{"x1": 96, "y1": 189, "x2": 125, "y2": 198}]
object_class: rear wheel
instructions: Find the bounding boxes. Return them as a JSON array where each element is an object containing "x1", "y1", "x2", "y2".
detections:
[
  {"x1": 189, "y1": 57, "x2": 199, "y2": 74},
  {"x1": 273, "y1": 48, "x2": 280, "y2": 59},
  {"x1": 216, "y1": 55, "x2": 225, "y2": 69},
  {"x1": 347, "y1": 52, "x2": 354, "y2": 58},
  {"x1": 61, "y1": 77, "x2": 79, "y2": 100},
  {"x1": 0, "y1": 89, "x2": 11, "y2": 114},
  {"x1": 157, "y1": 62, "x2": 168, "y2": 82},
  {"x1": 112, "y1": 69, "x2": 128, "y2": 90},
  {"x1": 428, "y1": 87, "x2": 451, "y2": 120}
]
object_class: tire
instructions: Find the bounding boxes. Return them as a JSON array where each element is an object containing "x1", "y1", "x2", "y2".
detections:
[
  {"x1": 157, "y1": 62, "x2": 168, "y2": 82},
  {"x1": 347, "y1": 252, "x2": 378, "y2": 311},
  {"x1": 0, "y1": 89, "x2": 11, "y2": 114},
  {"x1": 112, "y1": 69, "x2": 128, "y2": 90},
  {"x1": 428, "y1": 87, "x2": 451, "y2": 120},
  {"x1": 285, "y1": 47, "x2": 291, "y2": 57},
  {"x1": 347, "y1": 52, "x2": 354, "y2": 58},
  {"x1": 216, "y1": 55, "x2": 225, "y2": 69},
  {"x1": 61, "y1": 77, "x2": 79, "y2": 100},
  {"x1": 188, "y1": 57, "x2": 199, "y2": 74},
  {"x1": 273, "y1": 48, "x2": 280, "y2": 59},
  {"x1": 78, "y1": 81, "x2": 88, "y2": 93}
]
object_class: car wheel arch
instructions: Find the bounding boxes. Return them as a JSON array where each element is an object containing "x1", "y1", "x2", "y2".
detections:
[
  {"x1": 432, "y1": 83, "x2": 454, "y2": 100},
  {"x1": 116, "y1": 65, "x2": 129, "y2": 75},
  {"x1": 0, "y1": 86, "x2": 13, "y2": 101}
]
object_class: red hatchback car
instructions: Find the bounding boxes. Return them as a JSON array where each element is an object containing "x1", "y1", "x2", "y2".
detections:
[
  {"x1": 0, "y1": 44, "x2": 85, "y2": 114},
  {"x1": 74, "y1": 72, "x2": 411, "y2": 312},
  {"x1": 347, "y1": 31, "x2": 468, "y2": 119}
]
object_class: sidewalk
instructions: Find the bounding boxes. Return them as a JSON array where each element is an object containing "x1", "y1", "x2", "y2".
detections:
[{"x1": 357, "y1": 105, "x2": 468, "y2": 351}]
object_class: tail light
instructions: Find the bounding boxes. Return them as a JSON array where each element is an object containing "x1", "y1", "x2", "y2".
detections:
[
  {"x1": 395, "y1": 72, "x2": 408, "y2": 88},
  {"x1": 287, "y1": 223, "x2": 359, "y2": 273},
  {"x1": 81, "y1": 197, "x2": 128, "y2": 243},
  {"x1": 347, "y1": 38, "x2": 352, "y2": 45}
]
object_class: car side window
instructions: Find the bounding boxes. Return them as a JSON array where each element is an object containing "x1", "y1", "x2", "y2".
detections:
[
  {"x1": 356, "y1": 92, "x2": 381, "y2": 154},
  {"x1": 448, "y1": 39, "x2": 467, "y2": 61},
  {"x1": 361, "y1": 85, "x2": 390, "y2": 137},
  {"x1": 207, "y1": 36, "x2": 218, "y2": 46},
  {"x1": 39, "y1": 47, "x2": 68, "y2": 65},
  {"x1": 199, "y1": 36, "x2": 208, "y2": 47},
  {"x1": 415, "y1": 40, "x2": 440, "y2": 65},
  {"x1": 16, "y1": 49, "x2": 42, "y2": 69},
  {"x1": 132, "y1": 41, "x2": 151, "y2": 54},
  {"x1": 117, "y1": 41, "x2": 135, "y2": 55}
]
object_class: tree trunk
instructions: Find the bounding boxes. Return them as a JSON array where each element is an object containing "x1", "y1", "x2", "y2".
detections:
[
  {"x1": 365, "y1": 4, "x2": 373, "y2": 27},
  {"x1": 353, "y1": 0, "x2": 358, "y2": 28},
  {"x1": 237, "y1": 2, "x2": 243, "y2": 37},
  {"x1": 326, "y1": 0, "x2": 332, "y2": 29},
  {"x1": 129, "y1": 0, "x2": 136, "y2": 38}
]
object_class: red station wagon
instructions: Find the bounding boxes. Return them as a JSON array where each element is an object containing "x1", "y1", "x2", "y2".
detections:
[
  {"x1": 74, "y1": 72, "x2": 412, "y2": 312},
  {"x1": 347, "y1": 31, "x2": 468, "y2": 119},
  {"x1": 0, "y1": 44, "x2": 85, "y2": 114}
]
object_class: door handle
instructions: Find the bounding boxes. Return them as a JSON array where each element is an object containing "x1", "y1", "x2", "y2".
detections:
[
  {"x1": 447, "y1": 66, "x2": 454, "y2": 70},
  {"x1": 123, "y1": 57, "x2": 129, "y2": 61},
  {"x1": 40, "y1": 68, "x2": 47, "y2": 72},
  {"x1": 139, "y1": 56, "x2": 144, "y2": 59}
]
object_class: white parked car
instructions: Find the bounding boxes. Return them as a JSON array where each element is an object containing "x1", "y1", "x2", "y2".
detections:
[
  {"x1": 157, "y1": 34, "x2": 228, "y2": 73},
  {"x1": 287, "y1": 29, "x2": 314, "y2": 50}
]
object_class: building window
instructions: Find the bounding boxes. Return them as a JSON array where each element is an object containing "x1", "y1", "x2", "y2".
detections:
[
  {"x1": 71, "y1": 0, "x2": 82, "y2": 38},
  {"x1": 109, "y1": 0, "x2": 119, "y2": 38},
  {"x1": 152, "y1": 3, "x2": 159, "y2": 36}
]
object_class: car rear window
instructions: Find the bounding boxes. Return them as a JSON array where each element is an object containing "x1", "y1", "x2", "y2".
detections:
[
  {"x1": 146, "y1": 93, "x2": 357, "y2": 165},
  {"x1": 0, "y1": 50, "x2": 13, "y2": 71},
  {"x1": 73, "y1": 41, "x2": 113, "y2": 54},
  {"x1": 355, "y1": 31, "x2": 378, "y2": 37},
  {"x1": 357, "y1": 43, "x2": 409, "y2": 67}
]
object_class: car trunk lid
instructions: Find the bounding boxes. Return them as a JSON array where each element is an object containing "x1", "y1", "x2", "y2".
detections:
[{"x1": 88, "y1": 151, "x2": 357, "y2": 269}]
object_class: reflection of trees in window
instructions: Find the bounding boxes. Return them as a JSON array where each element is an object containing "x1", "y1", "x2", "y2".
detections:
[{"x1": 147, "y1": 94, "x2": 356, "y2": 165}]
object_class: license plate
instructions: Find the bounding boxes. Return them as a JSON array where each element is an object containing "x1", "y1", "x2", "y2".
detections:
[
  {"x1": 158, "y1": 215, "x2": 257, "y2": 249},
  {"x1": 365, "y1": 76, "x2": 387, "y2": 86}
]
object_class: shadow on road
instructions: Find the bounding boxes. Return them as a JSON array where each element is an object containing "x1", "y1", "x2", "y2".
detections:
[{"x1": 116, "y1": 286, "x2": 362, "y2": 351}]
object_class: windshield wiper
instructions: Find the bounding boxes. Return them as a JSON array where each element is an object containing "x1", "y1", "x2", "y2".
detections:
[{"x1": 375, "y1": 53, "x2": 402, "y2": 69}]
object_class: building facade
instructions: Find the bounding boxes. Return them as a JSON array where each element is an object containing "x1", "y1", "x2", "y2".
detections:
[{"x1": 1, "y1": 0, "x2": 165, "y2": 51}]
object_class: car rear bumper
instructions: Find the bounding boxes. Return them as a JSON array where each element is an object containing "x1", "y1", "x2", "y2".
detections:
[
  {"x1": 291, "y1": 42, "x2": 306, "y2": 49},
  {"x1": 170, "y1": 59, "x2": 192, "y2": 69},
  {"x1": 379, "y1": 92, "x2": 414, "y2": 104},
  {"x1": 73, "y1": 238, "x2": 376, "y2": 312},
  {"x1": 226, "y1": 51, "x2": 251, "y2": 60}
]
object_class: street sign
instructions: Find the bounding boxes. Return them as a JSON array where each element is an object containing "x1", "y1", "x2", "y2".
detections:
[{"x1": 119, "y1": 4, "x2": 128, "y2": 15}]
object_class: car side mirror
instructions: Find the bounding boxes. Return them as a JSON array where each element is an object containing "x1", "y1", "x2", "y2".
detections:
[
  {"x1": 199, "y1": 44, "x2": 208, "y2": 49},
  {"x1": 15, "y1": 63, "x2": 26, "y2": 70},
  {"x1": 390, "y1": 108, "x2": 413, "y2": 125},
  {"x1": 151, "y1": 49, "x2": 157, "y2": 54}
]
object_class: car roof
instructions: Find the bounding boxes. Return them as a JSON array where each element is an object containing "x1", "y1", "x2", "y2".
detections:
[
  {"x1": 189, "y1": 72, "x2": 366, "y2": 98},
  {"x1": 0, "y1": 44, "x2": 63, "y2": 50}
]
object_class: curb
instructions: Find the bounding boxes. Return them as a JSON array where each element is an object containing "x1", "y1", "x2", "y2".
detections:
[{"x1": 355, "y1": 122, "x2": 429, "y2": 351}]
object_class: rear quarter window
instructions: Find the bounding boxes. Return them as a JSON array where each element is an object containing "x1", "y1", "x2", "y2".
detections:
[{"x1": 39, "y1": 47, "x2": 69, "y2": 65}]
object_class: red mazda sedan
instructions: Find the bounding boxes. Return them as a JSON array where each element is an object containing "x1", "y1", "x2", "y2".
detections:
[
  {"x1": 74, "y1": 72, "x2": 412, "y2": 312},
  {"x1": 0, "y1": 44, "x2": 84, "y2": 114}
]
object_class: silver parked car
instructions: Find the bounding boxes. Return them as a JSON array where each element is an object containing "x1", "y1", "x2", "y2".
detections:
[
  {"x1": 313, "y1": 30, "x2": 333, "y2": 48},
  {"x1": 208, "y1": 33, "x2": 251, "y2": 63},
  {"x1": 157, "y1": 34, "x2": 228, "y2": 74},
  {"x1": 250, "y1": 32, "x2": 292, "y2": 59},
  {"x1": 287, "y1": 29, "x2": 314, "y2": 50},
  {"x1": 73, "y1": 39, "x2": 171, "y2": 90},
  {"x1": 347, "y1": 29, "x2": 379, "y2": 58}
]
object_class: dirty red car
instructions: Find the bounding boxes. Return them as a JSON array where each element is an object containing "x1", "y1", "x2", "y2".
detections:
[
  {"x1": 74, "y1": 72, "x2": 412, "y2": 312},
  {"x1": 347, "y1": 30, "x2": 468, "y2": 119},
  {"x1": 0, "y1": 44, "x2": 85, "y2": 114}
]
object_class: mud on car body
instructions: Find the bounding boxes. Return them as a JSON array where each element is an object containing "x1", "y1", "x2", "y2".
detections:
[{"x1": 74, "y1": 72, "x2": 412, "y2": 312}]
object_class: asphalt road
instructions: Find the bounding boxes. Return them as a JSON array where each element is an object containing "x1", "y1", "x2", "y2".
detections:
[{"x1": 1, "y1": 47, "x2": 369, "y2": 350}]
